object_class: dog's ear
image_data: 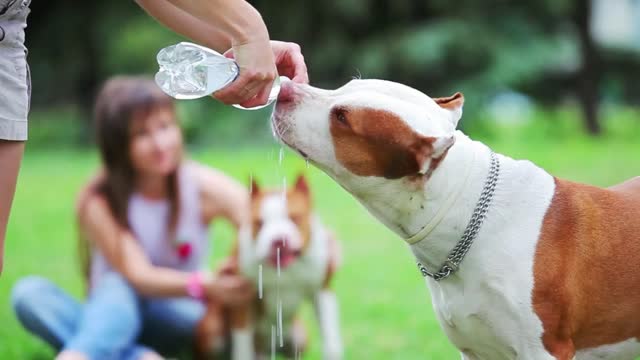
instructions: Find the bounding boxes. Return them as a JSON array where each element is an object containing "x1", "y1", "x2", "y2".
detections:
[
  {"x1": 249, "y1": 177, "x2": 260, "y2": 199},
  {"x1": 293, "y1": 174, "x2": 309, "y2": 195},
  {"x1": 413, "y1": 134, "x2": 456, "y2": 176},
  {"x1": 379, "y1": 134, "x2": 454, "y2": 179},
  {"x1": 434, "y1": 92, "x2": 464, "y2": 128}
]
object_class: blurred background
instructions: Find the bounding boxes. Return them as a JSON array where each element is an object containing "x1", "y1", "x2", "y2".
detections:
[
  {"x1": 1, "y1": 0, "x2": 640, "y2": 359},
  {"x1": 23, "y1": 0, "x2": 640, "y2": 146}
]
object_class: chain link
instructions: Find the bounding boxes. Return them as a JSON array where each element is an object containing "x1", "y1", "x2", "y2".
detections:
[{"x1": 417, "y1": 152, "x2": 500, "y2": 281}]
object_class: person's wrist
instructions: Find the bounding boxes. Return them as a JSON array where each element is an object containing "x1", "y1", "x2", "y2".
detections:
[
  {"x1": 186, "y1": 271, "x2": 212, "y2": 300},
  {"x1": 231, "y1": 32, "x2": 270, "y2": 48},
  {"x1": 230, "y1": 10, "x2": 269, "y2": 47}
]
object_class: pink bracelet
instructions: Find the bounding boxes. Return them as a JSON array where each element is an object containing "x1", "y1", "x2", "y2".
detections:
[{"x1": 186, "y1": 272, "x2": 206, "y2": 300}]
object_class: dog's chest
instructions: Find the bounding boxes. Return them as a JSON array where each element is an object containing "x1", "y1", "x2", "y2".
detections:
[
  {"x1": 239, "y1": 221, "x2": 331, "y2": 339},
  {"x1": 429, "y1": 280, "x2": 523, "y2": 359},
  {"x1": 258, "y1": 256, "x2": 327, "y2": 312},
  {"x1": 248, "y1": 254, "x2": 328, "y2": 341},
  {"x1": 414, "y1": 157, "x2": 557, "y2": 359}
]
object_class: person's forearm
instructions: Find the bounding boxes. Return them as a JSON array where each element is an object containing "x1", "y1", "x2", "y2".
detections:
[
  {"x1": 124, "y1": 262, "x2": 192, "y2": 298},
  {"x1": 164, "y1": 0, "x2": 269, "y2": 46},
  {"x1": 136, "y1": 0, "x2": 231, "y2": 51}
]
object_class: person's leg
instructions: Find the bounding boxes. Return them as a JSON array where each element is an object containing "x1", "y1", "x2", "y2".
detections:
[
  {"x1": 11, "y1": 275, "x2": 82, "y2": 350},
  {"x1": 0, "y1": 12, "x2": 31, "y2": 274},
  {"x1": 60, "y1": 272, "x2": 155, "y2": 360},
  {"x1": 138, "y1": 296, "x2": 207, "y2": 357},
  {"x1": 0, "y1": 139, "x2": 24, "y2": 274}
]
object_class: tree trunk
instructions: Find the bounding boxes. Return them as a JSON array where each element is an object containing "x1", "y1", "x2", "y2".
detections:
[{"x1": 574, "y1": 0, "x2": 602, "y2": 135}]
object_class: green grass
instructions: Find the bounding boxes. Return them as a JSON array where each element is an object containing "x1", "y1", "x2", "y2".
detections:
[{"x1": 1, "y1": 116, "x2": 639, "y2": 359}]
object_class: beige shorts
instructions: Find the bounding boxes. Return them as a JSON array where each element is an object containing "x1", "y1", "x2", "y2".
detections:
[{"x1": 0, "y1": 0, "x2": 30, "y2": 141}]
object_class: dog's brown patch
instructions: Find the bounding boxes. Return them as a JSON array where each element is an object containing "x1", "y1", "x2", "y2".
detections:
[
  {"x1": 195, "y1": 298, "x2": 227, "y2": 359},
  {"x1": 329, "y1": 108, "x2": 441, "y2": 179},
  {"x1": 532, "y1": 178, "x2": 640, "y2": 359}
]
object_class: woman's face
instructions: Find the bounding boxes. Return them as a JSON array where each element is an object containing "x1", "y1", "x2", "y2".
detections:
[{"x1": 129, "y1": 107, "x2": 183, "y2": 177}]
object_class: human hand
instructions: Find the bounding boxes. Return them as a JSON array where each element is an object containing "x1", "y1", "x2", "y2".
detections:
[
  {"x1": 206, "y1": 273, "x2": 255, "y2": 307},
  {"x1": 213, "y1": 40, "x2": 308, "y2": 108},
  {"x1": 216, "y1": 256, "x2": 238, "y2": 276},
  {"x1": 213, "y1": 37, "x2": 276, "y2": 108},
  {"x1": 269, "y1": 40, "x2": 308, "y2": 84}
]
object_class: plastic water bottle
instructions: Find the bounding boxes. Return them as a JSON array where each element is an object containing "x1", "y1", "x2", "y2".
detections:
[{"x1": 154, "y1": 41, "x2": 281, "y2": 110}]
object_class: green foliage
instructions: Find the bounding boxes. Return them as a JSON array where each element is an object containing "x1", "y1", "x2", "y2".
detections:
[{"x1": 24, "y1": 0, "x2": 640, "y2": 141}]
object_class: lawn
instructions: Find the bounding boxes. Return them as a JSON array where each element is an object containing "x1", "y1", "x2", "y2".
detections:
[{"x1": 1, "y1": 118, "x2": 639, "y2": 359}]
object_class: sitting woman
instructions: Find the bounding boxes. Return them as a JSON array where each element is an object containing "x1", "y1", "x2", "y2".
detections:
[{"x1": 11, "y1": 77, "x2": 253, "y2": 360}]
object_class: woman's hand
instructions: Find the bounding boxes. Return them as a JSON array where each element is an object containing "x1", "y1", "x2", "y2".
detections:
[
  {"x1": 206, "y1": 272, "x2": 255, "y2": 306},
  {"x1": 213, "y1": 40, "x2": 308, "y2": 108},
  {"x1": 270, "y1": 40, "x2": 309, "y2": 84}
]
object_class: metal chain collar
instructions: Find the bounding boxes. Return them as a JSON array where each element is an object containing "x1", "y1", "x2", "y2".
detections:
[{"x1": 417, "y1": 152, "x2": 500, "y2": 281}]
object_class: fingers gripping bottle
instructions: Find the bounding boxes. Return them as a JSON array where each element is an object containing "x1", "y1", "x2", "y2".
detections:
[{"x1": 155, "y1": 42, "x2": 281, "y2": 110}]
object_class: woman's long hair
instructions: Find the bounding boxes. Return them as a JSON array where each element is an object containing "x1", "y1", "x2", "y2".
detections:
[{"x1": 78, "y1": 77, "x2": 181, "y2": 283}]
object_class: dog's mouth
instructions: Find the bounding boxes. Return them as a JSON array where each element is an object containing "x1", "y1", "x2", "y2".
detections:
[
  {"x1": 268, "y1": 239, "x2": 302, "y2": 268},
  {"x1": 270, "y1": 112, "x2": 289, "y2": 143},
  {"x1": 270, "y1": 116, "x2": 310, "y2": 160}
]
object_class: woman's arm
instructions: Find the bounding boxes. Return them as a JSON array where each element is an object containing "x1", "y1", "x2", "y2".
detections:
[
  {"x1": 80, "y1": 194, "x2": 253, "y2": 303},
  {"x1": 81, "y1": 195, "x2": 192, "y2": 297},
  {"x1": 136, "y1": 0, "x2": 283, "y2": 108},
  {"x1": 159, "y1": 0, "x2": 268, "y2": 48},
  {"x1": 194, "y1": 164, "x2": 249, "y2": 228},
  {"x1": 193, "y1": 163, "x2": 248, "y2": 272},
  {"x1": 135, "y1": 0, "x2": 232, "y2": 52}
]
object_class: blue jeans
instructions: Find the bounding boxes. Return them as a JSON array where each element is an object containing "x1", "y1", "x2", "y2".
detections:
[{"x1": 11, "y1": 273, "x2": 205, "y2": 360}]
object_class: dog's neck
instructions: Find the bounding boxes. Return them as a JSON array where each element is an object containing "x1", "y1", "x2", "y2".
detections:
[{"x1": 346, "y1": 131, "x2": 495, "y2": 271}]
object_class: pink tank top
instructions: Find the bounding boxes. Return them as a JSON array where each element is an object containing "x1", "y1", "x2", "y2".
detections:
[{"x1": 90, "y1": 164, "x2": 210, "y2": 289}]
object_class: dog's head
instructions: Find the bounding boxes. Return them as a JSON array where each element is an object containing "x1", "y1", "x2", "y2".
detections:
[
  {"x1": 272, "y1": 79, "x2": 463, "y2": 191},
  {"x1": 248, "y1": 174, "x2": 312, "y2": 268}
]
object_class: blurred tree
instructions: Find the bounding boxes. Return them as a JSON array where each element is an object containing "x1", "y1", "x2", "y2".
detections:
[
  {"x1": 24, "y1": 0, "x2": 640, "y2": 142},
  {"x1": 573, "y1": 0, "x2": 602, "y2": 135},
  {"x1": 26, "y1": 0, "x2": 181, "y2": 143},
  {"x1": 257, "y1": 0, "x2": 612, "y2": 135}
]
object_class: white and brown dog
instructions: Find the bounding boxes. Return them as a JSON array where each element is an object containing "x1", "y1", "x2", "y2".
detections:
[
  {"x1": 197, "y1": 175, "x2": 342, "y2": 360},
  {"x1": 271, "y1": 78, "x2": 640, "y2": 360}
]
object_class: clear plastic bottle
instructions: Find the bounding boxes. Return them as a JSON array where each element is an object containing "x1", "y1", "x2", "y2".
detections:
[{"x1": 155, "y1": 41, "x2": 281, "y2": 110}]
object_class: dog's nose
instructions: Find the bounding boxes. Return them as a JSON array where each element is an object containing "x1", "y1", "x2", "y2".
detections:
[{"x1": 277, "y1": 78, "x2": 297, "y2": 103}]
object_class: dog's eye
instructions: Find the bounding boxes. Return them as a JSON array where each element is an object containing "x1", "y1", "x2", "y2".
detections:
[{"x1": 333, "y1": 109, "x2": 349, "y2": 127}]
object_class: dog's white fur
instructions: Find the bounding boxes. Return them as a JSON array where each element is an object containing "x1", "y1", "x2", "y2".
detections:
[
  {"x1": 272, "y1": 79, "x2": 640, "y2": 359},
  {"x1": 235, "y1": 192, "x2": 343, "y2": 360}
]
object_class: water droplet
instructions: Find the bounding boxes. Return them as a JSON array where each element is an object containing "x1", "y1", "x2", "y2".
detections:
[
  {"x1": 277, "y1": 247, "x2": 281, "y2": 278},
  {"x1": 278, "y1": 300, "x2": 284, "y2": 347},
  {"x1": 271, "y1": 325, "x2": 276, "y2": 360},
  {"x1": 305, "y1": 158, "x2": 310, "y2": 169},
  {"x1": 258, "y1": 264, "x2": 263, "y2": 300},
  {"x1": 279, "y1": 147, "x2": 285, "y2": 165}
]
